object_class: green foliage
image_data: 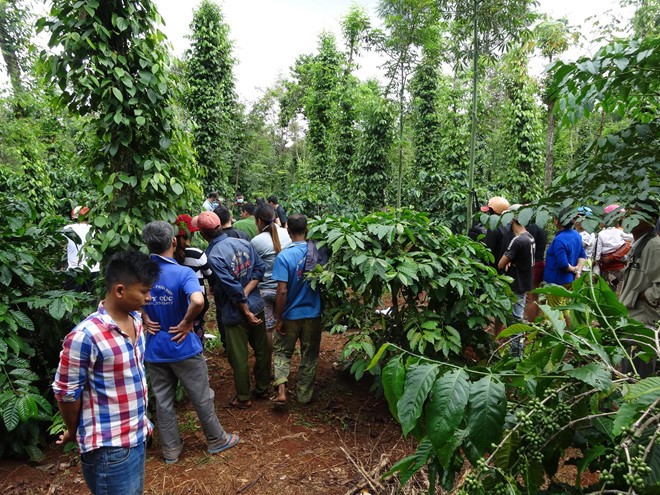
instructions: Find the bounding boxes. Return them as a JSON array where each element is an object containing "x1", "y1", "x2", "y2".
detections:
[
  {"x1": 40, "y1": 0, "x2": 200, "y2": 257},
  {"x1": 0, "y1": 0, "x2": 33, "y2": 92},
  {"x1": 0, "y1": 199, "x2": 94, "y2": 460},
  {"x1": 497, "y1": 48, "x2": 544, "y2": 202},
  {"x1": 309, "y1": 208, "x2": 513, "y2": 382},
  {"x1": 542, "y1": 37, "x2": 660, "y2": 228},
  {"x1": 410, "y1": 51, "x2": 443, "y2": 176},
  {"x1": 350, "y1": 96, "x2": 395, "y2": 211},
  {"x1": 185, "y1": 0, "x2": 239, "y2": 192},
  {"x1": 373, "y1": 275, "x2": 660, "y2": 493},
  {"x1": 0, "y1": 88, "x2": 95, "y2": 214}
]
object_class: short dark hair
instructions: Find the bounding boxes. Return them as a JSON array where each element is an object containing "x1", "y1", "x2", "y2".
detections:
[
  {"x1": 287, "y1": 214, "x2": 307, "y2": 235},
  {"x1": 207, "y1": 191, "x2": 219, "y2": 199},
  {"x1": 105, "y1": 251, "x2": 159, "y2": 291},
  {"x1": 142, "y1": 221, "x2": 175, "y2": 254},
  {"x1": 214, "y1": 205, "x2": 231, "y2": 225},
  {"x1": 256, "y1": 197, "x2": 266, "y2": 206},
  {"x1": 267, "y1": 195, "x2": 278, "y2": 204},
  {"x1": 235, "y1": 191, "x2": 243, "y2": 197},
  {"x1": 241, "y1": 203, "x2": 256, "y2": 216}
]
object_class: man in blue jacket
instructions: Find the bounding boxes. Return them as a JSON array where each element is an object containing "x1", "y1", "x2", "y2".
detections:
[
  {"x1": 142, "y1": 221, "x2": 238, "y2": 464},
  {"x1": 197, "y1": 211, "x2": 270, "y2": 409}
]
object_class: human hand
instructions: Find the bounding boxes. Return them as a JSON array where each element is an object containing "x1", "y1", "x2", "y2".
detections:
[
  {"x1": 56, "y1": 430, "x2": 73, "y2": 446},
  {"x1": 169, "y1": 320, "x2": 193, "y2": 343},
  {"x1": 245, "y1": 312, "x2": 262, "y2": 326},
  {"x1": 144, "y1": 319, "x2": 160, "y2": 335},
  {"x1": 275, "y1": 320, "x2": 285, "y2": 336}
]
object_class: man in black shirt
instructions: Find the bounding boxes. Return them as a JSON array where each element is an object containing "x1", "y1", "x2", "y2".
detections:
[{"x1": 498, "y1": 205, "x2": 536, "y2": 357}]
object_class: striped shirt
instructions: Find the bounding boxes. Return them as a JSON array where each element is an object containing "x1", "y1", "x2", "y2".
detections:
[
  {"x1": 52, "y1": 303, "x2": 151, "y2": 453},
  {"x1": 182, "y1": 247, "x2": 213, "y2": 293}
]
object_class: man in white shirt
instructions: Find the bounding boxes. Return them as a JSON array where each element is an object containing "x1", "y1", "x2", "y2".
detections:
[{"x1": 63, "y1": 206, "x2": 100, "y2": 291}]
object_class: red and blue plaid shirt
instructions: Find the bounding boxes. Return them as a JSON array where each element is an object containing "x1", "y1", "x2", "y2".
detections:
[{"x1": 52, "y1": 302, "x2": 151, "y2": 453}]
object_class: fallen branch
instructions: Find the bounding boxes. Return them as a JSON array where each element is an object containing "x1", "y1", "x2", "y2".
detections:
[{"x1": 341, "y1": 446, "x2": 384, "y2": 495}]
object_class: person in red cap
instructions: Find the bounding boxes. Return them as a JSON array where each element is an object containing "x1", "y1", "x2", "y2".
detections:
[
  {"x1": 174, "y1": 214, "x2": 215, "y2": 342},
  {"x1": 196, "y1": 211, "x2": 270, "y2": 409}
]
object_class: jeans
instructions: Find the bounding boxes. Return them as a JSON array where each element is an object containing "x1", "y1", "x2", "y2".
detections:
[
  {"x1": 147, "y1": 354, "x2": 228, "y2": 461},
  {"x1": 80, "y1": 441, "x2": 145, "y2": 495}
]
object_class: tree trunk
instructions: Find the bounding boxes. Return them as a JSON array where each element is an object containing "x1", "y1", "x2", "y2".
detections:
[
  {"x1": 397, "y1": 65, "x2": 404, "y2": 211},
  {"x1": 466, "y1": 0, "x2": 478, "y2": 234},
  {"x1": 0, "y1": 1, "x2": 23, "y2": 94},
  {"x1": 543, "y1": 98, "x2": 555, "y2": 189}
]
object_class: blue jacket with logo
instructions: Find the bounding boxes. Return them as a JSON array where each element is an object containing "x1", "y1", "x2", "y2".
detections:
[{"x1": 206, "y1": 233, "x2": 265, "y2": 325}]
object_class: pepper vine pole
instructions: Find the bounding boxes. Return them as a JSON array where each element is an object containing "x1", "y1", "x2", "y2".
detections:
[{"x1": 466, "y1": 0, "x2": 479, "y2": 234}]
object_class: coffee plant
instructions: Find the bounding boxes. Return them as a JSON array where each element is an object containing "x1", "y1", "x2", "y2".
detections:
[
  {"x1": 308, "y1": 208, "x2": 513, "y2": 381},
  {"x1": 370, "y1": 274, "x2": 660, "y2": 493},
  {"x1": 0, "y1": 199, "x2": 94, "y2": 460}
]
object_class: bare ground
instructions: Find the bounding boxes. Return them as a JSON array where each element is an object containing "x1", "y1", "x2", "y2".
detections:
[{"x1": 0, "y1": 331, "x2": 423, "y2": 495}]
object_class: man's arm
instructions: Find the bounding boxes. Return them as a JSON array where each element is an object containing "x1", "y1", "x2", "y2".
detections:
[
  {"x1": 169, "y1": 291, "x2": 204, "y2": 343},
  {"x1": 56, "y1": 399, "x2": 81, "y2": 445},
  {"x1": 498, "y1": 254, "x2": 511, "y2": 271},
  {"x1": 52, "y1": 330, "x2": 92, "y2": 449},
  {"x1": 243, "y1": 279, "x2": 259, "y2": 297},
  {"x1": 274, "y1": 281, "x2": 288, "y2": 335}
]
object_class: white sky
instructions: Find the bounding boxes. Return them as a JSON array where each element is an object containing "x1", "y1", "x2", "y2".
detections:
[
  {"x1": 0, "y1": 1, "x2": 632, "y2": 102},
  {"x1": 152, "y1": 0, "x2": 632, "y2": 103}
]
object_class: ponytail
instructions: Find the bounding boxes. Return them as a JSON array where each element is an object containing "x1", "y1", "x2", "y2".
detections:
[
  {"x1": 174, "y1": 234, "x2": 187, "y2": 264},
  {"x1": 255, "y1": 203, "x2": 282, "y2": 253}
]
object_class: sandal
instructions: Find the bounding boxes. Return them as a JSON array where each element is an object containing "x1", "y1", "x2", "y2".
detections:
[
  {"x1": 227, "y1": 395, "x2": 251, "y2": 409},
  {"x1": 208, "y1": 433, "x2": 240, "y2": 454}
]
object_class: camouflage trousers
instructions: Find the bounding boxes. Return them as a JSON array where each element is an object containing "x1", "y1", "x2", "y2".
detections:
[{"x1": 273, "y1": 318, "x2": 322, "y2": 404}]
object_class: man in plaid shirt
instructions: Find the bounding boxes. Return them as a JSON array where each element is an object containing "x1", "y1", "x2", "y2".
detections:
[{"x1": 52, "y1": 251, "x2": 160, "y2": 495}]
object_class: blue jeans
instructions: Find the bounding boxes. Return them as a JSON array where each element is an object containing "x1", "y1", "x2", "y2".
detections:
[{"x1": 80, "y1": 441, "x2": 146, "y2": 495}]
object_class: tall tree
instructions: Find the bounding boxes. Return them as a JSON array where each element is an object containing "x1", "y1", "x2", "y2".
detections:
[
  {"x1": 373, "y1": 0, "x2": 439, "y2": 209},
  {"x1": 0, "y1": 0, "x2": 31, "y2": 94},
  {"x1": 534, "y1": 17, "x2": 577, "y2": 188},
  {"x1": 410, "y1": 49, "x2": 442, "y2": 177},
  {"x1": 41, "y1": 0, "x2": 199, "y2": 255},
  {"x1": 500, "y1": 47, "x2": 545, "y2": 201},
  {"x1": 437, "y1": 0, "x2": 536, "y2": 231},
  {"x1": 185, "y1": 0, "x2": 239, "y2": 193},
  {"x1": 351, "y1": 88, "x2": 395, "y2": 211}
]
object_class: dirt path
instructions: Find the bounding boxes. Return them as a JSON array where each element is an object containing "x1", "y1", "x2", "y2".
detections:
[{"x1": 0, "y1": 332, "x2": 421, "y2": 495}]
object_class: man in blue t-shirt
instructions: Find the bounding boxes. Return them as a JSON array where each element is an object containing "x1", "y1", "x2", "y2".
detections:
[
  {"x1": 142, "y1": 221, "x2": 238, "y2": 464},
  {"x1": 271, "y1": 214, "x2": 322, "y2": 406}
]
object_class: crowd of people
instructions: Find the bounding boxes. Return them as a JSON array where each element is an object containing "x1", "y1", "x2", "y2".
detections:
[
  {"x1": 52, "y1": 191, "x2": 659, "y2": 495},
  {"x1": 478, "y1": 196, "x2": 660, "y2": 366},
  {"x1": 53, "y1": 193, "x2": 322, "y2": 494}
]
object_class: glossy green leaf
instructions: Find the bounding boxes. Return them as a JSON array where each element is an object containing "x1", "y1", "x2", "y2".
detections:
[
  {"x1": 466, "y1": 375, "x2": 506, "y2": 455},
  {"x1": 397, "y1": 363, "x2": 439, "y2": 435}
]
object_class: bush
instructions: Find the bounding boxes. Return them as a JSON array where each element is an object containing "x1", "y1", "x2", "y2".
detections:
[
  {"x1": 308, "y1": 207, "x2": 513, "y2": 382},
  {"x1": 0, "y1": 199, "x2": 94, "y2": 460},
  {"x1": 374, "y1": 275, "x2": 660, "y2": 494}
]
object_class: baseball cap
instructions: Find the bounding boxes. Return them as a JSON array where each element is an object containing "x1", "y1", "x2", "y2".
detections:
[
  {"x1": 192, "y1": 211, "x2": 221, "y2": 233},
  {"x1": 503, "y1": 204, "x2": 523, "y2": 214},
  {"x1": 175, "y1": 214, "x2": 199, "y2": 236},
  {"x1": 480, "y1": 197, "x2": 510, "y2": 215}
]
